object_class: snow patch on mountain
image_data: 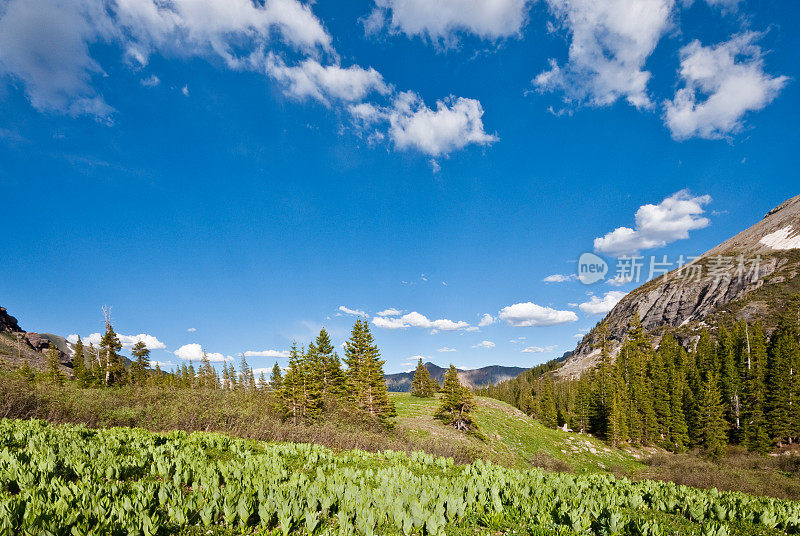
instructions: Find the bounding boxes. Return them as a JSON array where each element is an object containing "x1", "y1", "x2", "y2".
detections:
[{"x1": 760, "y1": 226, "x2": 800, "y2": 250}]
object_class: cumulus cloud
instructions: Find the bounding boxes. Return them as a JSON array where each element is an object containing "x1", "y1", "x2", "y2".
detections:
[
  {"x1": 338, "y1": 305, "x2": 368, "y2": 317},
  {"x1": 377, "y1": 308, "x2": 403, "y2": 317},
  {"x1": 521, "y1": 345, "x2": 557, "y2": 353},
  {"x1": 372, "y1": 311, "x2": 470, "y2": 331},
  {"x1": 365, "y1": 0, "x2": 530, "y2": 43},
  {"x1": 352, "y1": 91, "x2": 497, "y2": 157},
  {"x1": 438, "y1": 346, "x2": 457, "y2": 352},
  {"x1": 244, "y1": 349, "x2": 290, "y2": 358},
  {"x1": 187, "y1": 327, "x2": 197, "y2": 332},
  {"x1": 173, "y1": 343, "x2": 233, "y2": 362},
  {"x1": 535, "y1": 0, "x2": 674, "y2": 109},
  {"x1": 579, "y1": 291, "x2": 627, "y2": 314},
  {"x1": 593, "y1": 190, "x2": 712, "y2": 256},
  {"x1": 543, "y1": 273, "x2": 576, "y2": 283},
  {"x1": 473, "y1": 340, "x2": 496, "y2": 349},
  {"x1": 0, "y1": 0, "x2": 332, "y2": 119},
  {"x1": 262, "y1": 54, "x2": 391, "y2": 105},
  {"x1": 498, "y1": 302, "x2": 578, "y2": 327},
  {"x1": 478, "y1": 314, "x2": 494, "y2": 327},
  {"x1": 68, "y1": 332, "x2": 166, "y2": 350},
  {"x1": 663, "y1": 33, "x2": 788, "y2": 140}
]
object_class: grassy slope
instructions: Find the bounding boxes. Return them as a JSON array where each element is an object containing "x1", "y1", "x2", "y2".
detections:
[{"x1": 391, "y1": 392, "x2": 642, "y2": 474}]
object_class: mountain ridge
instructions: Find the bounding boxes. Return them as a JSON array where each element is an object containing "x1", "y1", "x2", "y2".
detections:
[
  {"x1": 385, "y1": 362, "x2": 529, "y2": 392},
  {"x1": 559, "y1": 193, "x2": 800, "y2": 378}
]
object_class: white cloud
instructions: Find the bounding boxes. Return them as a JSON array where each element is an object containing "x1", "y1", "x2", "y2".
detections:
[
  {"x1": 0, "y1": 0, "x2": 332, "y2": 119},
  {"x1": 152, "y1": 360, "x2": 176, "y2": 368},
  {"x1": 543, "y1": 273, "x2": 576, "y2": 283},
  {"x1": 68, "y1": 332, "x2": 166, "y2": 350},
  {"x1": 338, "y1": 305, "x2": 368, "y2": 317},
  {"x1": 244, "y1": 349, "x2": 290, "y2": 358},
  {"x1": 473, "y1": 340, "x2": 496, "y2": 349},
  {"x1": 438, "y1": 346, "x2": 457, "y2": 352},
  {"x1": 187, "y1": 327, "x2": 197, "y2": 332},
  {"x1": 365, "y1": 0, "x2": 530, "y2": 43},
  {"x1": 372, "y1": 311, "x2": 470, "y2": 331},
  {"x1": 262, "y1": 55, "x2": 391, "y2": 105},
  {"x1": 593, "y1": 190, "x2": 712, "y2": 257},
  {"x1": 663, "y1": 33, "x2": 788, "y2": 140},
  {"x1": 181, "y1": 85, "x2": 189, "y2": 96},
  {"x1": 377, "y1": 308, "x2": 403, "y2": 317},
  {"x1": 173, "y1": 343, "x2": 233, "y2": 362},
  {"x1": 606, "y1": 274, "x2": 633, "y2": 286},
  {"x1": 0, "y1": 0, "x2": 116, "y2": 119},
  {"x1": 521, "y1": 345, "x2": 557, "y2": 353},
  {"x1": 498, "y1": 302, "x2": 578, "y2": 327},
  {"x1": 535, "y1": 0, "x2": 674, "y2": 109},
  {"x1": 353, "y1": 91, "x2": 497, "y2": 157},
  {"x1": 140, "y1": 74, "x2": 160, "y2": 87},
  {"x1": 478, "y1": 314, "x2": 494, "y2": 327},
  {"x1": 465, "y1": 326, "x2": 480, "y2": 332},
  {"x1": 579, "y1": 291, "x2": 627, "y2": 314}
]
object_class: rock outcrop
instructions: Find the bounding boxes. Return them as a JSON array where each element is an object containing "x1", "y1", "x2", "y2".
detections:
[
  {"x1": 0, "y1": 307, "x2": 23, "y2": 334},
  {"x1": 560, "y1": 194, "x2": 800, "y2": 378}
]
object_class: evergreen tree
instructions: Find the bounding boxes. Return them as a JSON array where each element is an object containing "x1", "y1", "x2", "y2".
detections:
[
  {"x1": 71, "y1": 336, "x2": 92, "y2": 386},
  {"x1": 537, "y1": 377, "x2": 558, "y2": 428},
  {"x1": 410, "y1": 359, "x2": 437, "y2": 397},
  {"x1": 343, "y1": 319, "x2": 366, "y2": 400},
  {"x1": 767, "y1": 316, "x2": 797, "y2": 446},
  {"x1": 698, "y1": 371, "x2": 728, "y2": 460},
  {"x1": 313, "y1": 328, "x2": 345, "y2": 395},
  {"x1": 130, "y1": 341, "x2": 151, "y2": 385},
  {"x1": 359, "y1": 322, "x2": 396, "y2": 424},
  {"x1": 46, "y1": 343, "x2": 63, "y2": 385},
  {"x1": 743, "y1": 323, "x2": 771, "y2": 452},
  {"x1": 301, "y1": 346, "x2": 323, "y2": 420},
  {"x1": 281, "y1": 343, "x2": 305, "y2": 424},
  {"x1": 436, "y1": 364, "x2": 476, "y2": 431},
  {"x1": 270, "y1": 362, "x2": 283, "y2": 392},
  {"x1": 99, "y1": 321, "x2": 125, "y2": 386}
]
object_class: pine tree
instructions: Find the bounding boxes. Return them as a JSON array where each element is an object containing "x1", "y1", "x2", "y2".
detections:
[
  {"x1": 743, "y1": 322, "x2": 771, "y2": 452},
  {"x1": 99, "y1": 320, "x2": 125, "y2": 386},
  {"x1": 767, "y1": 316, "x2": 797, "y2": 446},
  {"x1": 46, "y1": 343, "x2": 63, "y2": 385},
  {"x1": 131, "y1": 341, "x2": 151, "y2": 385},
  {"x1": 698, "y1": 371, "x2": 727, "y2": 460},
  {"x1": 436, "y1": 364, "x2": 476, "y2": 431},
  {"x1": 71, "y1": 336, "x2": 91, "y2": 386},
  {"x1": 537, "y1": 377, "x2": 558, "y2": 428},
  {"x1": 281, "y1": 343, "x2": 304, "y2": 424},
  {"x1": 343, "y1": 319, "x2": 366, "y2": 401},
  {"x1": 359, "y1": 322, "x2": 396, "y2": 424},
  {"x1": 410, "y1": 359, "x2": 437, "y2": 397},
  {"x1": 301, "y1": 346, "x2": 323, "y2": 420},
  {"x1": 313, "y1": 328, "x2": 345, "y2": 395},
  {"x1": 270, "y1": 362, "x2": 283, "y2": 392}
]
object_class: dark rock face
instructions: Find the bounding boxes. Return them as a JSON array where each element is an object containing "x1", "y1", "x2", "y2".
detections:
[
  {"x1": 0, "y1": 307, "x2": 23, "y2": 333},
  {"x1": 560, "y1": 194, "x2": 800, "y2": 378}
]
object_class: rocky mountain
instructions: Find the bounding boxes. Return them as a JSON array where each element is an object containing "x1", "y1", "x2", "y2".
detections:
[
  {"x1": 559, "y1": 194, "x2": 800, "y2": 378},
  {"x1": 0, "y1": 307, "x2": 23, "y2": 334},
  {"x1": 385, "y1": 362, "x2": 528, "y2": 392}
]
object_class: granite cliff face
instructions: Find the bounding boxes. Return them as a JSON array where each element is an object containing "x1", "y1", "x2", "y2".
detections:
[{"x1": 560, "y1": 194, "x2": 800, "y2": 378}]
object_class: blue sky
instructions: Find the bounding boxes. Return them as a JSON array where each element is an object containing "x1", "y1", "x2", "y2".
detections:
[{"x1": 0, "y1": 0, "x2": 797, "y2": 375}]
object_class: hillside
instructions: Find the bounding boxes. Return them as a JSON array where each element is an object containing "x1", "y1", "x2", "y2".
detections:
[
  {"x1": 385, "y1": 362, "x2": 527, "y2": 392},
  {"x1": 391, "y1": 392, "x2": 641, "y2": 473},
  {"x1": 561, "y1": 193, "x2": 800, "y2": 377}
]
